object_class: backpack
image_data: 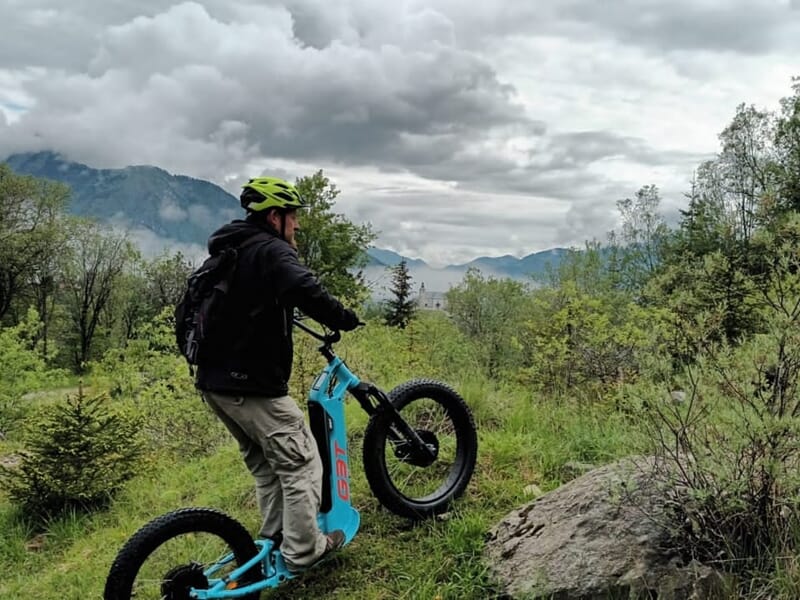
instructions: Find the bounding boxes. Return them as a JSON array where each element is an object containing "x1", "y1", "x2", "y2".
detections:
[{"x1": 174, "y1": 234, "x2": 268, "y2": 369}]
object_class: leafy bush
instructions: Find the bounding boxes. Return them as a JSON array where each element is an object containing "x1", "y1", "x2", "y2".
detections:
[
  {"x1": 89, "y1": 306, "x2": 180, "y2": 398},
  {"x1": 519, "y1": 282, "x2": 669, "y2": 394},
  {"x1": 136, "y1": 378, "x2": 229, "y2": 456},
  {"x1": 0, "y1": 308, "x2": 69, "y2": 435},
  {"x1": 446, "y1": 269, "x2": 530, "y2": 377},
  {"x1": 88, "y1": 307, "x2": 226, "y2": 456},
  {"x1": 0, "y1": 389, "x2": 144, "y2": 521},
  {"x1": 638, "y1": 238, "x2": 800, "y2": 593}
]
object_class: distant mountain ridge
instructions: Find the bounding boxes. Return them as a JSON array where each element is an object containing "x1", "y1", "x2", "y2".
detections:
[
  {"x1": 4, "y1": 151, "x2": 566, "y2": 287},
  {"x1": 5, "y1": 151, "x2": 239, "y2": 246},
  {"x1": 366, "y1": 246, "x2": 568, "y2": 280}
]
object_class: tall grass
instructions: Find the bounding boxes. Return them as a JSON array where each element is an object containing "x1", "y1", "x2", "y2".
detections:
[{"x1": 0, "y1": 312, "x2": 677, "y2": 598}]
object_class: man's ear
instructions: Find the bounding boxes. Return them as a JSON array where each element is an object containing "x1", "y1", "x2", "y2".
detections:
[{"x1": 264, "y1": 208, "x2": 279, "y2": 227}]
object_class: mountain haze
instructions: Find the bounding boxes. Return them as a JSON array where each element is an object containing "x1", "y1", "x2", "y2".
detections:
[
  {"x1": 5, "y1": 151, "x2": 238, "y2": 249},
  {"x1": 4, "y1": 151, "x2": 566, "y2": 290}
]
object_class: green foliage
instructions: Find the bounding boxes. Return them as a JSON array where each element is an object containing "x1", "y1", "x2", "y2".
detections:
[
  {"x1": 446, "y1": 268, "x2": 529, "y2": 377},
  {"x1": 0, "y1": 388, "x2": 144, "y2": 522},
  {"x1": 525, "y1": 245, "x2": 670, "y2": 394},
  {"x1": 608, "y1": 184, "x2": 669, "y2": 291},
  {"x1": 639, "y1": 342, "x2": 800, "y2": 580},
  {"x1": 654, "y1": 81, "x2": 800, "y2": 347},
  {"x1": 0, "y1": 163, "x2": 70, "y2": 320},
  {"x1": 384, "y1": 259, "x2": 417, "y2": 329},
  {"x1": 59, "y1": 218, "x2": 135, "y2": 371},
  {"x1": 634, "y1": 233, "x2": 800, "y2": 593},
  {"x1": 144, "y1": 251, "x2": 194, "y2": 312},
  {"x1": 520, "y1": 280, "x2": 668, "y2": 394},
  {"x1": 294, "y1": 170, "x2": 376, "y2": 303},
  {"x1": 0, "y1": 308, "x2": 61, "y2": 393},
  {"x1": 774, "y1": 78, "x2": 800, "y2": 212},
  {"x1": 0, "y1": 308, "x2": 69, "y2": 435},
  {"x1": 91, "y1": 307, "x2": 181, "y2": 399},
  {"x1": 90, "y1": 308, "x2": 226, "y2": 456},
  {"x1": 106, "y1": 251, "x2": 194, "y2": 344}
]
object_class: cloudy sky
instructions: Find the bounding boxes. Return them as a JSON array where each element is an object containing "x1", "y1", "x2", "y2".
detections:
[{"x1": 1, "y1": 0, "x2": 799, "y2": 266}]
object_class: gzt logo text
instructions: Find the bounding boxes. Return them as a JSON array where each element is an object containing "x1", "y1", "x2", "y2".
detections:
[{"x1": 334, "y1": 440, "x2": 350, "y2": 500}]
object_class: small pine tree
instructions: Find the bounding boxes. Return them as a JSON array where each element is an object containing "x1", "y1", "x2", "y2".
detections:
[
  {"x1": 385, "y1": 260, "x2": 417, "y2": 329},
  {"x1": 0, "y1": 388, "x2": 144, "y2": 521}
]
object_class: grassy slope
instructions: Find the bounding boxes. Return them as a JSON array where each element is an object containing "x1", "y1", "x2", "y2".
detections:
[
  {"x1": 0, "y1": 399, "x2": 640, "y2": 599},
  {"x1": 0, "y1": 317, "x2": 642, "y2": 599}
]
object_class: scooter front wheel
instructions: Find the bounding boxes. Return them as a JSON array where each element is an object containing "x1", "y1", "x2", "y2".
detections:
[
  {"x1": 363, "y1": 379, "x2": 478, "y2": 519},
  {"x1": 103, "y1": 507, "x2": 260, "y2": 600}
]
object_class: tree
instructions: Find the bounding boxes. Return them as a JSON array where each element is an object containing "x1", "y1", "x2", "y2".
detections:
[
  {"x1": 109, "y1": 256, "x2": 149, "y2": 343},
  {"x1": 609, "y1": 184, "x2": 669, "y2": 293},
  {"x1": 59, "y1": 218, "x2": 133, "y2": 371},
  {"x1": 774, "y1": 77, "x2": 800, "y2": 214},
  {"x1": 525, "y1": 245, "x2": 667, "y2": 392},
  {"x1": 385, "y1": 260, "x2": 416, "y2": 328},
  {"x1": 25, "y1": 221, "x2": 69, "y2": 358},
  {"x1": 717, "y1": 104, "x2": 778, "y2": 244},
  {"x1": 294, "y1": 171, "x2": 376, "y2": 303},
  {"x1": 446, "y1": 268, "x2": 529, "y2": 377},
  {"x1": 0, "y1": 164, "x2": 69, "y2": 321},
  {"x1": 144, "y1": 251, "x2": 193, "y2": 312},
  {"x1": 652, "y1": 83, "x2": 800, "y2": 347},
  {"x1": 107, "y1": 250, "x2": 194, "y2": 344},
  {"x1": 0, "y1": 388, "x2": 143, "y2": 520}
]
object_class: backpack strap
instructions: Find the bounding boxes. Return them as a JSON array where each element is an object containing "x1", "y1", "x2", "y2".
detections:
[{"x1": 212, "y1": 232, "x2": 272, "y2": 297}]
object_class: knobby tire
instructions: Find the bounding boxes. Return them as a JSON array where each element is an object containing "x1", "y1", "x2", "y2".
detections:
[
  {"x1": 363, "y1": 378, "x2": 478, "y2": 519},
  {"x1": 103, "y1": 507, "x2": 260, "y2": 600}
]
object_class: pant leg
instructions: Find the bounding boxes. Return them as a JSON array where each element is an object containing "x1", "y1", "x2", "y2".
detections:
[
  {"x1": 202, "y1": 391, "x2": 327, "y2": 569},
  {"x1": 203, "y1": 392, "x2": 283, "y2": 537}
]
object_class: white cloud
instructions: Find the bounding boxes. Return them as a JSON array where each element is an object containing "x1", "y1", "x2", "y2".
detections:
[
  {"x1": 158, "y1": 199, "x2": 188, "y2": 221},
  {"x1": 0, "y1": 0, "x2": 798, "y2": 264},
  {"x1": 124, "y1": 226, "x2": 207, "y2": 265}
]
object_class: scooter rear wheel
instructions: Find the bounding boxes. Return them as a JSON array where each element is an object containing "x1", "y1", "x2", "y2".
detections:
[{"x1": 104, "y1": 507, "x2": 260, "y2": 600}]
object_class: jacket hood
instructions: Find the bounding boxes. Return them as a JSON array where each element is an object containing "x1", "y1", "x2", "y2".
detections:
[{"x1": 207, "y1": 218, "x2": 277, "y2": 254}]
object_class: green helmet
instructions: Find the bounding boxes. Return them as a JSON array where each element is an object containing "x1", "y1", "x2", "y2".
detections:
[{"x1": 240, "y1": 177, "x2": 305, "y2": 212}]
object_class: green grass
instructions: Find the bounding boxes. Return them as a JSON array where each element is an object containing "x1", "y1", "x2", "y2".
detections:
[
  {"x1": 0, "y1": 315, "x2": 657, "y2": 598},
  {"x1": 0, "y1": 383, "x2": 642, "y2": 599}
]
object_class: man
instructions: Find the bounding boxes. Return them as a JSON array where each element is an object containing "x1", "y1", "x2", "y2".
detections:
[{"x1": 195, "y1": 176, "x2": 360, "y2": 573}]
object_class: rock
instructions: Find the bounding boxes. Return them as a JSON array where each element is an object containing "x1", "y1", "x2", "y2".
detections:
[
  {"x1": 484, "y1": 457, "x2": 732, "y2": 599},
  {"x1": 558, "y1": 461, "x2": 595, "y2": 482}
]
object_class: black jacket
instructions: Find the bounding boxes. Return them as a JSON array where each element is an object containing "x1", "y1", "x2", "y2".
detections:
[{"x1": 195, "y1": 216, "x2": 357, "y2": 397}]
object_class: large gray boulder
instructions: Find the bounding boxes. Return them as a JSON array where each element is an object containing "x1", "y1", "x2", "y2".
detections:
[{"x1": 484, "y1": 457, "x2": 731, "y2": 599}]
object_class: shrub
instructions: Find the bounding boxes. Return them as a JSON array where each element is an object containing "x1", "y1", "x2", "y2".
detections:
[
  {"x1": 89, "y1": 307, "x2": 181, "y2": 398},
  {"x1": 88, "y1": 308, "x2": 226, "y2": 456},
  {"x1": 519, "y1": 283, "x2": 669, "y2": 394},
  {"x1": 0, "y1": 308, "x2": 70, "y2": 436},
  {"x1": 636, "y1": 256, "x2": 800, "y2": 594},
  {"x1": 136, "y1": 378, "x2": 228, "y2": 456},
  {"x1": 0, "y1": 388, "x2": 144, "y2": 522}
]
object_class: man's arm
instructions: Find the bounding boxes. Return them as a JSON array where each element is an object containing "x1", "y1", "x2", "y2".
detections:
[{"x1": 270, "y1": 244, "x2": 359, "y2": 331}]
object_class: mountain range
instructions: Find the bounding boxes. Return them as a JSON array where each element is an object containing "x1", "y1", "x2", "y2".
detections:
[{"x1": 4, "y1": 151, "x2": 567, "y2": 291}]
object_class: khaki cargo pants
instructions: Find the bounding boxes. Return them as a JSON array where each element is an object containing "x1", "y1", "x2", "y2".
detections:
[{"x1": 202, "y1": 391, "x2": 327, "y2": 571}]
